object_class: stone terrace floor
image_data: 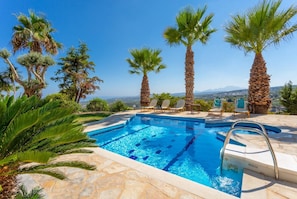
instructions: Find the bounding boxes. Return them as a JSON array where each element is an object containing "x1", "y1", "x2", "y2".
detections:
[{"x1": 18, "y1": 110, "x2": 297, "y2": 199}]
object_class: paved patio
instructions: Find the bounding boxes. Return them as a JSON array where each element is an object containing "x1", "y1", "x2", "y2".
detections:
[{"x1": 18, "y1": 110, "x2": 297, "y2": 198}]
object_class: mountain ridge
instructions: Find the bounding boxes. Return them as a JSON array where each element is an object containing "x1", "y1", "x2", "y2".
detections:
[{"x1": 91, "y1": 85, "x2": 285, "y2": 104}]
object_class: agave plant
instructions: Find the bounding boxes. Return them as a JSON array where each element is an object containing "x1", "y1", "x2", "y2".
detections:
[{"x1": 0, "y1": 96, "x2": 97, "y2": 198}]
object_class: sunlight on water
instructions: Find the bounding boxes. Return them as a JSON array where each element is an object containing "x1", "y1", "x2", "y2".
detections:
[{"x1": 88, "y1": 115, "x2": 244, "y2": 197}]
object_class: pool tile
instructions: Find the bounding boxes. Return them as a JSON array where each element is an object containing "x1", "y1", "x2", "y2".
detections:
[
  {"x1": 129, "y1": 155, "x2": 137, "y2": 160},
  {"x1": 143, "y1": 156, "x2": 149, "y2": 160},
  {"x1": 156, "y1": 150, "x2": 162, "y2": 154},
  {"x1": 128, "y1": 149, "x2": 135, "y2": 154}
]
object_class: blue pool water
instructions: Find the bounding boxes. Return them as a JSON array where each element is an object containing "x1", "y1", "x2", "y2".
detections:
[{"x1": 87, "y1": 114, "x2": 279, "y2": 197}]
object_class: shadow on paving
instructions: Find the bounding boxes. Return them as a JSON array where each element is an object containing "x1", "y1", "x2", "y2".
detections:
[{"x1": 83, "y1": 113, "x2": 135, "y2": 127}]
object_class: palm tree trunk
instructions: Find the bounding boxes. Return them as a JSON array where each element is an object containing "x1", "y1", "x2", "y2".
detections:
[
  {"x1": 140, "y1": 74, "x2": 150, "y2": 106},
  {"x1": 248, "y1": 53, "x2": 271, "y2": 114},
  {"x1": 185, "y1": 46, "x2": 194, "y2": 111},
  {"x1": 0, "y1": 166, "x2": 17, "y2": 199}
]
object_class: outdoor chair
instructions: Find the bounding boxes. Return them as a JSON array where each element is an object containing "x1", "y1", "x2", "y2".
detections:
[
  {"x1": 160, "y1": 99, "x2": 170, "y2": 112},
  {"x1": 208, "y1": 98, "x2": 224, "y2": 116},
  {"x1": 170, "y1": 99, "x2": 185, "y2": 112},
  {"x1": 142, "y1": 99, "x2": 158, "y2": 111},
  {"x1": 234, "y1": 98, "x2": 250, "y2": 117}
]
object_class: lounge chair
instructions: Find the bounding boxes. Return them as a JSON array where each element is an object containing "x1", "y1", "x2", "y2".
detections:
[
  {"x1": 234, "y1": 98, "x2": 250, "y2": 117},
  {"x1": 208, "y1": 98, "x2": 223, "y2": 116},
  {"x1": 170, "y1": 99, "x2": 185, "y2": 112},
  {"x1": 160, "y1": 99, "x2": 170, "y2": 112},
  {"x1": 142, "y1": 99, "x2": 158, "y2": 111}
]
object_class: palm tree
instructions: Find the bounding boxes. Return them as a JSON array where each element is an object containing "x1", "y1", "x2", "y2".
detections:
[
  {"x1": 127, "y1": 48, "x2": 166, "y2": 106},
  {"x1": 12, "y1": 10, "x2": 62, "y2": 55},
  {"x1": 164, "y1": 6, "x2": 216, "y2": 111},
  {"x1": 225, "y1": 0, "x2": 297, "y2": 114},
  {"x1": 0, "y1": 11, "x2": 62, "y2": 98},
  {"x1": 0, "y1": 96, "x2": 97, "y2": 198}
]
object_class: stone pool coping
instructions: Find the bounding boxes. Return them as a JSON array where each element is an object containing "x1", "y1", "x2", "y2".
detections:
[{"x1": 19, "y1": 110, "x2": 297, "y2": 198}]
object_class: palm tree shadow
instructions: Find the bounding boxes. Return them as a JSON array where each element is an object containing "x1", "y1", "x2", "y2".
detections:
[
  {"x1": 241, "y1": 170, "x2": 297, "y2": 195},
  {"x1": 84, "y1": 113, "x2": 135, "y2": 127}
]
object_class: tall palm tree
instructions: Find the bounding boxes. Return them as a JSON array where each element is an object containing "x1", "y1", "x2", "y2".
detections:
[
  {"x1": 0, "y1": 96, "x2": 97, "y2": 198},
  {"x1": 127, "y1": 48, "x2": 166, "y2": 106},
  {"x1": 225, "y1": 0, "x2": 297, "y2": 114},
  {"x1": 164, "y1": 6, "x2": 216, "y2": 111},
  {"x1": 12, "y1": 10, "x2": 62, "y2": 55}
]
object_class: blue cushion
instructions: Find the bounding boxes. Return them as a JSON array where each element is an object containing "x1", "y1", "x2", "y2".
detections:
[
  {"x1": 214, "y1": 99, "x2": 221, "y2": 107},
  {"x1": 237, "y1": 99, "x2": 245, "y2": 108}
]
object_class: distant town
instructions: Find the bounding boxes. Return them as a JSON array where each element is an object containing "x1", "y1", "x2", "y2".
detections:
[{"x1": 87, "y1": 86, "x2": 287, "y2": 113}]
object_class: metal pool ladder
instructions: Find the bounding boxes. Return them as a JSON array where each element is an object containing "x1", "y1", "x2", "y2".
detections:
[{"x1": 220, "y1": 120, "x2": 279, "y2": 180}]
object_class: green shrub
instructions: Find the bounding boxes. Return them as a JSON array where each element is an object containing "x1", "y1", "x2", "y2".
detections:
[
  {"x1": 152, "y1": 93, "x2": 174, "y2": 106},
  {"x1": 224, "y1": 101, "x2": 235, "y2": 112},
  {"x1": 44, "y1": 93, "x2": 81, "y2": 112},
  {"x1": 15, "y1": 185, "x2": 44, "y2": 199},
  {"x1": 86, "y1": 98, "x2": 109, "y2": 111},
  {"x1": 109, "y1": 100, "x2": 128, "y2": 112},
  {"x1": 280, "y1": 81, "x2": 297, "y2": 114},
  {"x1": 194, "y1": 99, "x2": 212, "y2": 111}
]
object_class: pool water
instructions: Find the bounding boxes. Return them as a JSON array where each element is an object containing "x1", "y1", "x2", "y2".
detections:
[{"x1": 88, "y1": 115, "x2": 243, "y2": 197}]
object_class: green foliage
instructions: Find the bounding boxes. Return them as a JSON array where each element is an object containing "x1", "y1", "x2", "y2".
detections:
[
  {"x1": 76, "y1": 112, "x2": 112, "y2": 124},
  {"x1": 86, "y1": 98, "x2": 109, "y2": 111},
  {"x1": 109, "y1": 100, "x2": 128, "y2": 112},
  {"x1": 280, "y1": 81, "x2": 297, "y2": 114},
  {"x1": 164, "y1": 6, "x2": 216, "y2": 47},
  {"x1": 152, "y1": 93, "x2": 184, "y2": 107},
  {"x1": 0, "y1": 49, "x2": 10, "y2": 59},
  {"x1": 12, "y1": 10, "x2": 62, "y2": 55},
  {"x1": 0, "y1": 96, "x2": 96, "y2": 180},
  {"x1": 52, "y1": 42, "x2": 103, "y2": 103},
  {"x1": 193, "y1": 99, "x2": 212, "y2": 111},
  {"x1": 44, "y1": 93, "x2": 81, "y2": 113},
  {"x1": 222, "y1": 101, "x2": 235, "y2": 112},
  {"x1": 127, "y1": 48, "x2": 166, "y2": 75},
  {"x1": 152, "y1": 93, "x2": 174, "y2": 106},
  {"x1": 17, "y1": 52, "x2": 55, "y2": 68},
  {"x1": 225, "y1": 0, "x2": 297, "y2": 54},
  {"x1": 15, "y1": 185, "x2": 44, "y2": 199}
]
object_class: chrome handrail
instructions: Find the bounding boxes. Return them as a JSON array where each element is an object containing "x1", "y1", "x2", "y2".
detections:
[{"x1": 220, "y1": 121, "x2": 279, "y2": 180}]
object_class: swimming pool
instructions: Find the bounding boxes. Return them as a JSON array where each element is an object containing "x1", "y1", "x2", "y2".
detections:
[{"x1": 87, "y1": 114, "x2": 280, "y2": 197}]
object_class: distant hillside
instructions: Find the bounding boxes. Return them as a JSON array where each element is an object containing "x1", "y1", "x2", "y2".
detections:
[{"x1": 92, "y1": 86, "x2": 286, "y2": 106}]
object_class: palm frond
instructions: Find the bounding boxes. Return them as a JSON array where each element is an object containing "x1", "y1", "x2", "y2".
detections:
[
  {"x1": 18, "y1": 169, "x2": 66, "y2": 180},
  {"x1": 225, "y1": 0, "x2": 297, "y2": 53},
  {"x1": 21, "y1": 161, "x2": 96, "y2": 172}
]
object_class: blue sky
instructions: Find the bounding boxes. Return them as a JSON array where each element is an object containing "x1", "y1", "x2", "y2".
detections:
[{"x1": 1, "y1": 0, "x2": 297, "y2": 98}]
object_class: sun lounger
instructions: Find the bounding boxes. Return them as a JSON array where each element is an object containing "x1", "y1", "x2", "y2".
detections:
[
  {"x1": 170, "y1": 99, "x2": 185, "y2": 112},
  {"x1": 208, "y1": 98, "x2": 224, "y2": 116},
  {"x1": 142, "y1": 99, "x2": 158, "y2": 111},
  {"x1": 234, "y1": 98, "x2": 250, "y2": 117},
  {"x1": 160, "y1": 99, "x2": 170, "y2": 112}
]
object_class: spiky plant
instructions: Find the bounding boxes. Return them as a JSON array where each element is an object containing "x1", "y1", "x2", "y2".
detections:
[
  {"x1": 0, "y1": 96, "x2": 97, "y2": 198},
  {"x1": 15, "y1": 185, "x2": 44, "y2": 199}
]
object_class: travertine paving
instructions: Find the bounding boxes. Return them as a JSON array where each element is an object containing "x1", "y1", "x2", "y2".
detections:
[{"x1": 18, "y1": 110, "x2": 297, "y2": 198}]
